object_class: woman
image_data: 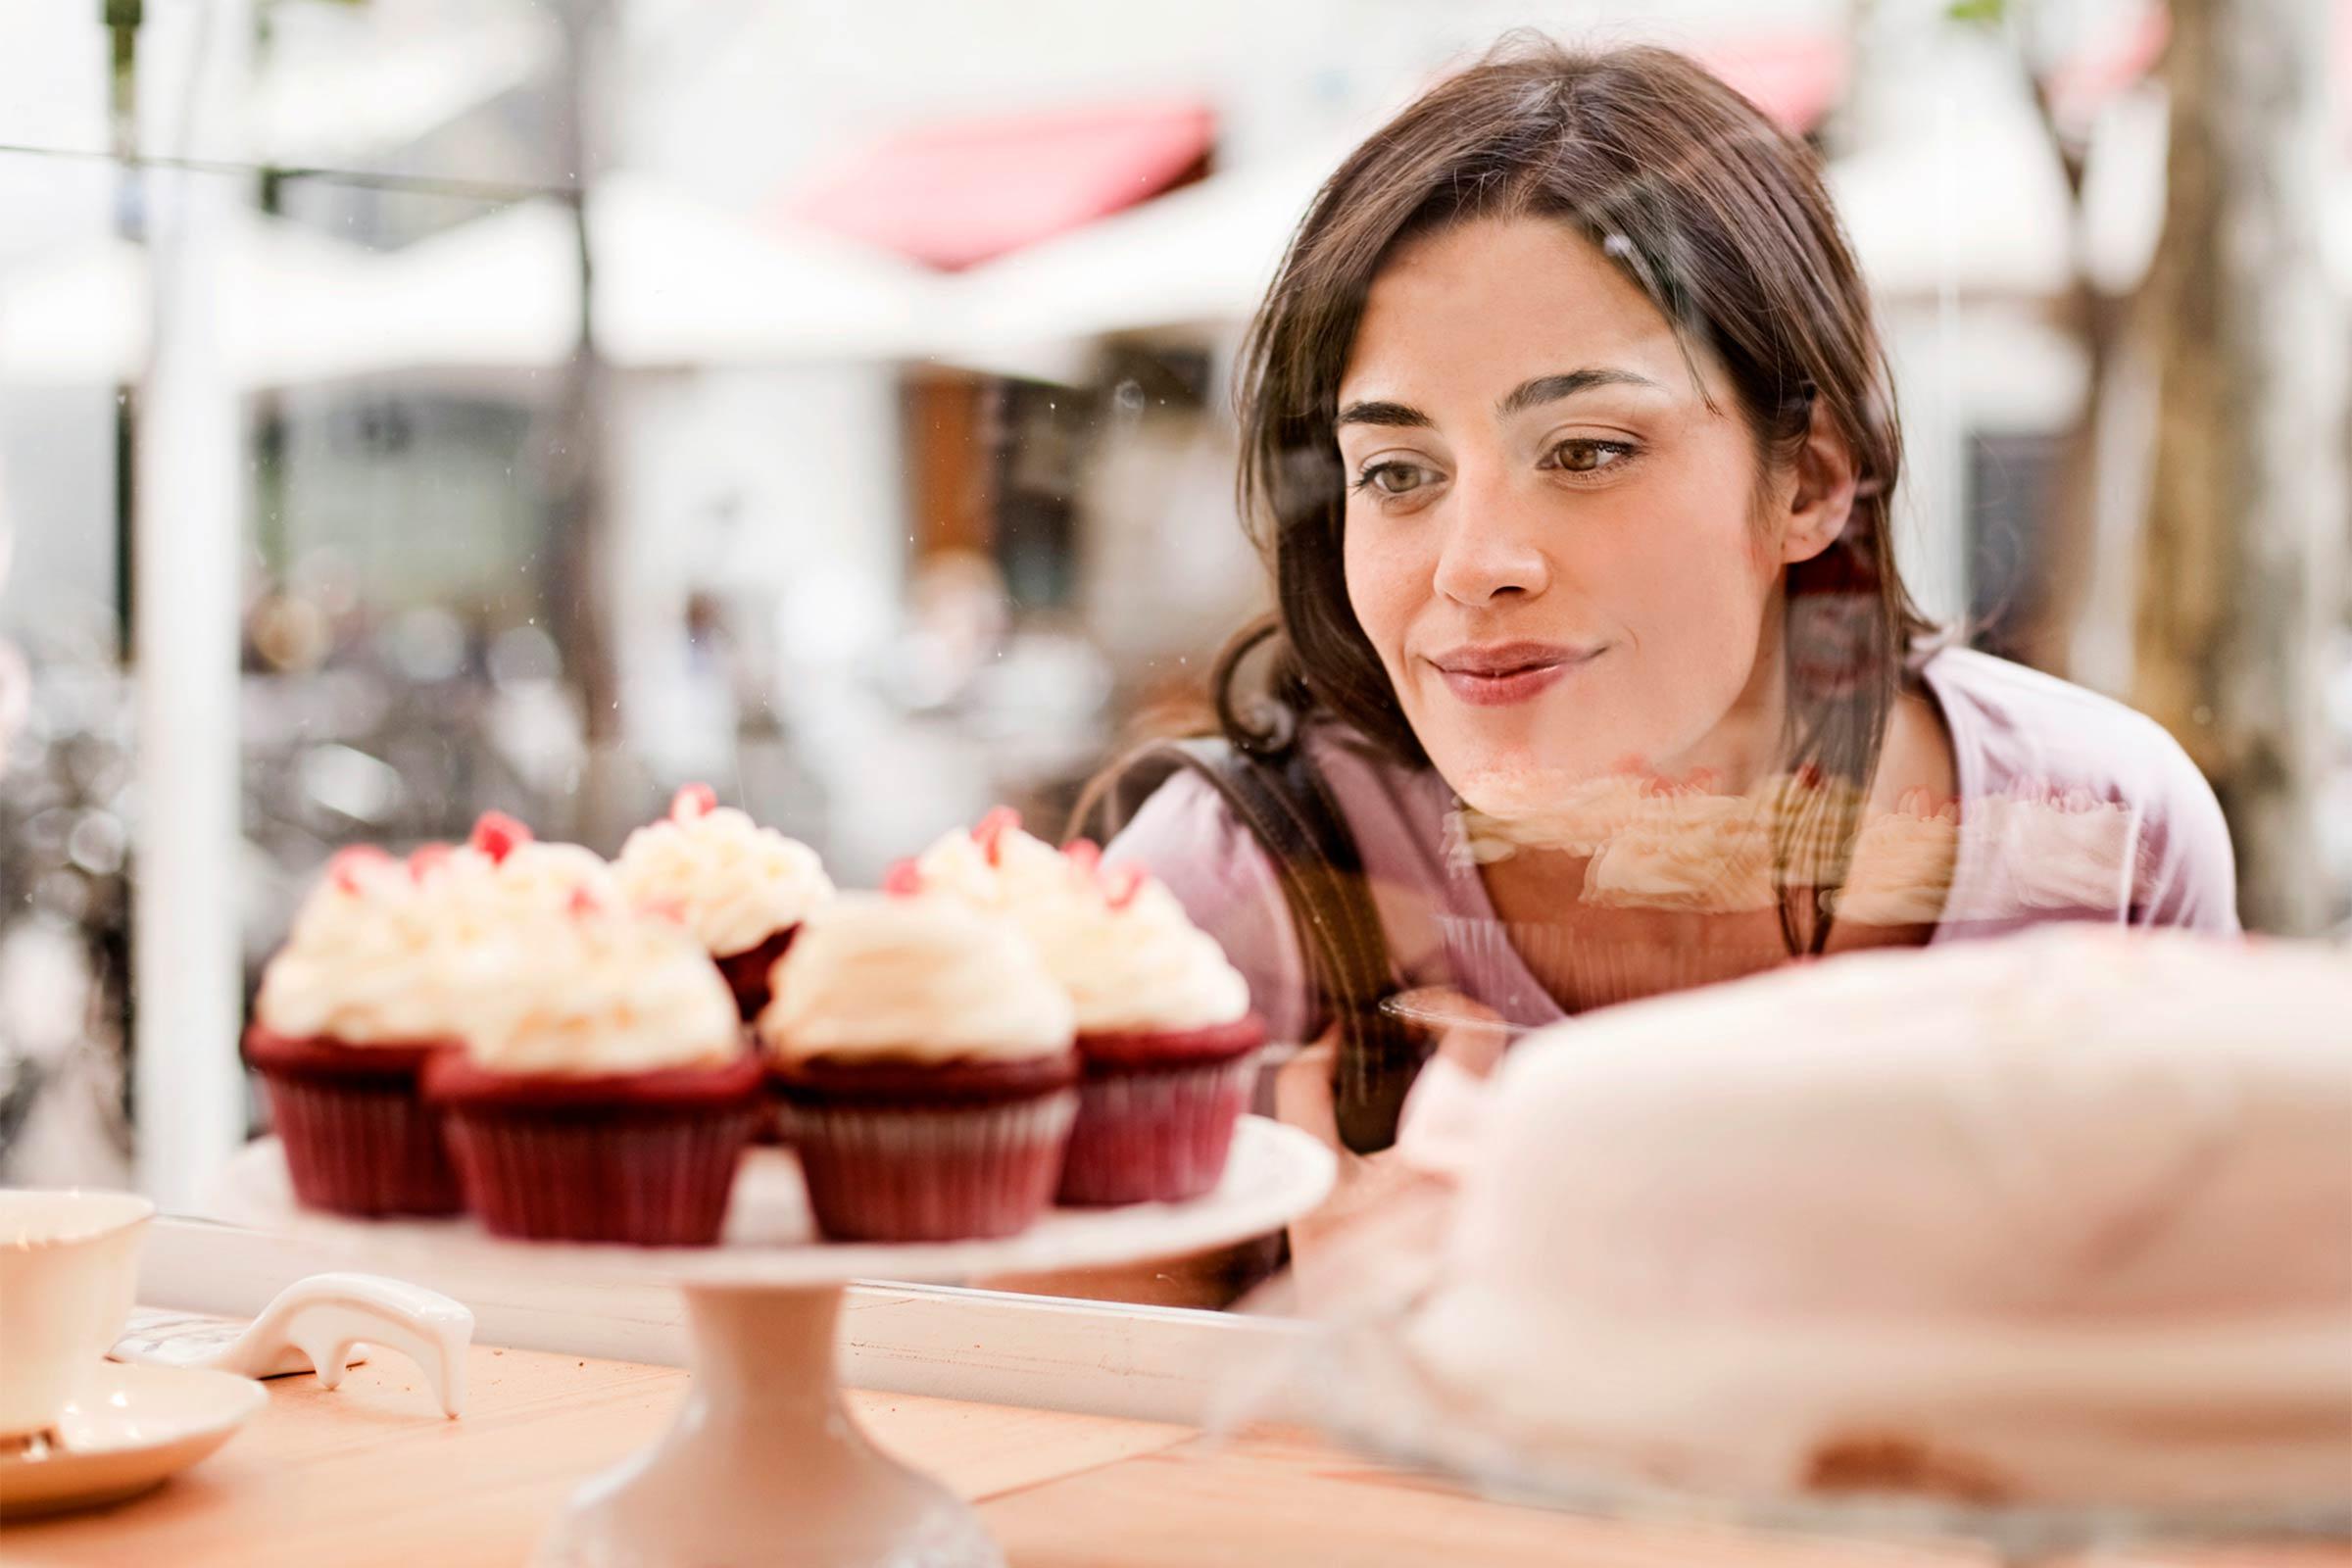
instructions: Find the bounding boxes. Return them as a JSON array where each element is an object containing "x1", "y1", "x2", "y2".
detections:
[{"x1": 1083, "y1": 40, "x2": 2234, "y2": 1294}]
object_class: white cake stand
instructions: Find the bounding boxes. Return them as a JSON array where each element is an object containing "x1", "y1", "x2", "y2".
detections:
[{"x1": 211, "y1": 1117, "x2": 1334, "y2": 1568}]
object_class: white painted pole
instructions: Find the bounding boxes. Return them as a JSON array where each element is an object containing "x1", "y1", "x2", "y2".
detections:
[{"x1": 132, "y1": 0, "x2": 248, "y2": 1210}]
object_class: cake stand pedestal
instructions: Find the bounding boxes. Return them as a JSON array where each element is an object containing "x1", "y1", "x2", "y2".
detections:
[
  {"x1": 211, "y1": 1116, "x2": 1335, "y2": 1568},
  {"x1": 541, "y1": 1287, "x2": 995, "y2": 1568}
]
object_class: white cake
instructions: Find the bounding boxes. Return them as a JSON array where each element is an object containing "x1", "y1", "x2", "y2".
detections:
[{"x1": 1403, "y1": 926, "x2": 2352, "y2": 1507}]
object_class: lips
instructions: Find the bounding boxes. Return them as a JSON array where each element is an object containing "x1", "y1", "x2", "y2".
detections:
[{"x1": 1428, "y1": 641, "x2": 1606, "y2": 708}]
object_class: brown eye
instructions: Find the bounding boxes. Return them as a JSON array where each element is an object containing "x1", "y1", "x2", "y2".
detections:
[
  {"x1": 1547, "y1": 439, "x2": 1635, "y2": 473},
  {"x1": 1359, "y1": 462, "x2": 1432, "y2": 496}
]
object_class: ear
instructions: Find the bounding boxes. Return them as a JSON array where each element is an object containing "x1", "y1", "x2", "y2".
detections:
[{"x1": 1777, "y1": 403, "x2": 1860, "y2": 567}]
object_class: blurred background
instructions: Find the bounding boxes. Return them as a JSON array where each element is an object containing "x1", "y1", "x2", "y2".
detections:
[{"x1": 0, "y1": 0, "x2": 2345, "y2": 1206}]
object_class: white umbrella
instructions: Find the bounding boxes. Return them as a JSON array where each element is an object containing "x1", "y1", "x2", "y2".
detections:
[
  {"x1": 1826, "y1": 111, "x2": 2077, "y2": 301},
  {"x1": 355, "y1": 198, "x2": 577, "y2": 373},
  {"x1": 598, "y1": 176, "x2": 944, "y2": 366},
  {"x1": 0, "y1": 214, "x2": 390, "y2": 388},
  {"x1": 942, "y1": 141, "x2": 1348, "y2": 363},
  {"x1": 361, "y1": 173, "x2": 945, "y2": 372}
]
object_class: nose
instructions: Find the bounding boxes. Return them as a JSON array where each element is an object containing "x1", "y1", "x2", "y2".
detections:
[{"x1": 1429, "y1": 475, "x2": 1550, "y2": 607}]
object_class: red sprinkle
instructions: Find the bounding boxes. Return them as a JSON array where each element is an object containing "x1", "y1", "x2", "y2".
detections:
[
  {"x1": 973, "y1": 807, "x2": 1022, "y2": 866},
  {"x1": 327, "y1": 845, "x2": 395, "y2": 893},
  {"x1": 565, "y1": 884, "x2": 604, "y2": 918},
  {"x1": 881, "y1": 859, "x2": 925, "y2": 897},
  {"x1": 671, "y1": 783, "x2": 718, "y2": 821},
  {"x1": 468, "y1": 811, "x2": 534, "y2": 864},
  {"x1": 1062, "y1": 839, "x2": 1102, "y2": 877},
  {"x1": 1102, "y1": 862, "x2": 1148, "y2": 911}
]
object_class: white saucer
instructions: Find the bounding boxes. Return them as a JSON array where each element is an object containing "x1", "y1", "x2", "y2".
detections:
[{"x1": 0, "y1": 1361, "x2": 266, "y2": 1520}]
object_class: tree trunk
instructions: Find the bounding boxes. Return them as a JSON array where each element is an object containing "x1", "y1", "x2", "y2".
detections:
[{"x1": 2131, "y1": 0, "x2": 2347, "y2": 934}]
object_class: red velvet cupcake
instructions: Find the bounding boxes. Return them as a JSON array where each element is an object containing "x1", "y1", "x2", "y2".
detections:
[
  {"x1": 1057, "y1": 1014, "x2": 1267, "y2": 1206},
  {"x1": 246, "y1": 847, "x2": 472, "y2": 1217},
  {"x1": 243, "y1": 1027, "x2": 462, "y2": 1217},
  {"x1": 615, "y1": 784, "x2": 834, "y2": 1022},
  {"x1": 912, "y1": 817, "x2": 1266, "y2": 1205},
  {"x1": 757, "y1": 890, "x2": 1078, "y2": 1242},
  {"x1": 424, "y1": 896, "x2": 759, "y2": 1246}
]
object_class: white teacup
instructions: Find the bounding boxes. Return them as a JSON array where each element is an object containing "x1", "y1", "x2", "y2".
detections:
[{"x1": 0, "y1": 1188, "x2": 155, "y2": 1438}]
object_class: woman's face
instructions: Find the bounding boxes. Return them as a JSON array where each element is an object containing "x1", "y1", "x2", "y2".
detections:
[{"x1": 1338, "y1": 216, "x2": 1816, "y2": 816}]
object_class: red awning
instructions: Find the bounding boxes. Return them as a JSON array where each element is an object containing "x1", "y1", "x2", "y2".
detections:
[
  {"x1": 1696, "y1": 35, "x2": 1851, "y2": 136},
  {"x1": 790, "y1": 101, "x2": 1215, "y2": 271}
]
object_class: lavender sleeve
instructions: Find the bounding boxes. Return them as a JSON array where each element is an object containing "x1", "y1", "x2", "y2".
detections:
[
  {"x1": 2125, "y1": 718, "x2": 2240, "y2": 933},
  {"x1": 1101, "y1": 771, "x2": 1319, "y2": 1045},
  {"x1": 1931, "y1": 649, "x2": 2241, "y2": 937}
]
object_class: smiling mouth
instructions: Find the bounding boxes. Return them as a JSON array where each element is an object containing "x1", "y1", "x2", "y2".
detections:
[{"x1": 1430, "y1": 644, "x2": 1607, "y2": 708}]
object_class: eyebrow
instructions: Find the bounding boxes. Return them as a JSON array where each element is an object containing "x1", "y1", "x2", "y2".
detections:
[
  {"x1": 1331, "y1": 399, "x2": 1432, "y2": 430},
  {"x1": 1495, "y1": 368, "x2": 1664, "y2": 417},
  {"x1": 1333, "y1": 368, "x2": 1665, "y2": 432}
]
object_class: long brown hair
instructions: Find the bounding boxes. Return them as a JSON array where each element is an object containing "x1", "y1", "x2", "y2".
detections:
[{"x1": 1220, "y1": 35, "x2": 1937, "y2": 951}]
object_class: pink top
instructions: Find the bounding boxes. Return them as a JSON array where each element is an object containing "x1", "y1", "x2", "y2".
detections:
[{"x1": 1103, "y1": 648, "x2": 2239, "y2": 1043}]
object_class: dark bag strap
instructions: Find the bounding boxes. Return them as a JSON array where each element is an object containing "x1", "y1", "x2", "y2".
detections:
[{"x1": 1069, "y1": 736, "x2": 1422, "y2": 1153}]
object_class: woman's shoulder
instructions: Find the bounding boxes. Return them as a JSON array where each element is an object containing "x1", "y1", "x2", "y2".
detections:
[
  {"x1": 1923, "y1": 647, "x2": 2237, "y2": 931},
  {"x1": 1923, "y1": 646, "x2": 2207, "y2": 790}
]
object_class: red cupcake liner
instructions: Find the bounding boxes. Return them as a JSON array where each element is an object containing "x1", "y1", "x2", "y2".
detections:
[
  {"x1": 772, "y1": 1089, "x2": 1076, "y2": 1243},
  {"x1": 426, "y1": 1054, "x2": 760, "y2": 1246},
  {"x1": 243, "y1": 1027, "x2": 462, "y2": 1217},
  {"x1": 713, "y1": 926, "x2": 797, "y2": 1022},
  {"x1": 1056, "y1": 1053, "x2": 1259, "y2": 1206}
]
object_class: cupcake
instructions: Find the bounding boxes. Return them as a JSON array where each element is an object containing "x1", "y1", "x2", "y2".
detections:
[
  {"x1": 614, "y1": 784, "x2": 834, "y2": 1020},
  {"x1": 913, "y1": 812, "x2": 1265, "y2": 1205},
  {"x1": 245, "y1": 846, "x2": 480, "y2": 1217},
  {"x1": 422, "y1": 892, "x2": 759, "y2": 1246},
  {"x1": 757, "y1": 889, "x2": 1078, "y2": 1242}
]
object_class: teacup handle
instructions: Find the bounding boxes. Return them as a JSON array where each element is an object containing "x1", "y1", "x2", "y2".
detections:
[{"x1": 111, "y1": 1272, "x2": 474, "y2": 1418}]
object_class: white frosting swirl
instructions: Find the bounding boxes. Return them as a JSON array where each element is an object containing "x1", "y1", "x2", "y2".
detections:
[
  {"x1": 615, "y1": 799, "x2": 833, "y2": 957},
  {"x1": 758, "y1": 893, "x2": 1073, "y2": 1064},
  {"x1": 1013, "y1": 869, "x2": 1250, "y2": 1034},
  {"x1": 915, "y1": 819, "x2": 1250, "y2": 1033},
  {"x1": 911, "y1": 819, "x2": 1068, "y2": 909},
  {"x1": 430, "y1": 840, "x2": 623, "y2": 936},
  {"x1": 257, "y1": 853, "x2": 500, "y2": 1044},
  {"x1": 455, "y1": 906, "x2": 743, "y2": 1075}
]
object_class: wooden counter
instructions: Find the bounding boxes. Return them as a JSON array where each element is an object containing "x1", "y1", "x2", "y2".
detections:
[{"x1": 5, "y1": 1345, "x2": 2343, "y2": 1568}]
